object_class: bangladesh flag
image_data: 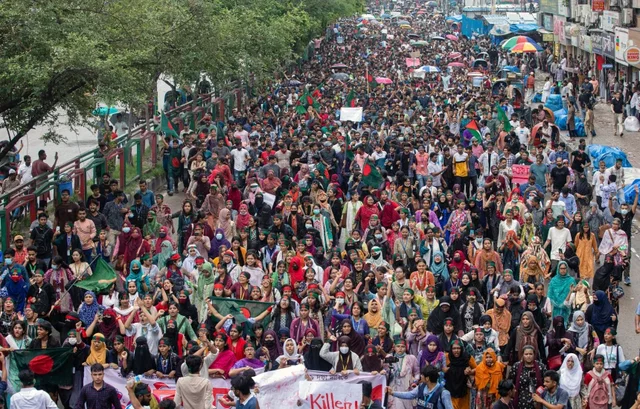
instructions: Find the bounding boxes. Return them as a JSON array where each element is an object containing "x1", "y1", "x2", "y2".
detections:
[
  {"x1": 74, "y1": 257, "x2": 117, "y2": 293},
  {"x1": 366, "y1": 73, "x2": 378, "y2": 86},
  {"x1": 345, "y1": 132, "x2": 354, "y2": 161},
  {"x1": 161, "y1": 112, "x2": 179, "y2": 138},
  {"x1": 345, "y1": 90, "x2": 357, "y2": 107},
  {"x1": 495, "y1": 102, "x2": 512, "y2": 132},
  {"x1": 209, "y1": 297, "x2": 273, "y2": 326},
  {"x1": 465, "y1": 120, "x2": 482, "y2": 142},
  {"x1": 362, "y1": 159, "x2": 384, "y2": 188},
  {"x1": 299, "y1": 91, "x2": 320, "y2": 110},
  {"x1": 11, "y1": 348, "x2": 74, "y2": 388}
]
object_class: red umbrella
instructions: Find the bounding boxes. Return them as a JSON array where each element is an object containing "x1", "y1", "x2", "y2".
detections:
[
  {"x1": 448, "y1": 52, "x2": 462, "y2": 59},
  {"x1": 331, "y1": 63, "x2": 349, "y2": 69},
  {"x1": 448, "y1": 62, "x2": 466, "y2": 68},
  {"x1": 445, "y1": 34, "x2": 458, "y2": 41}
]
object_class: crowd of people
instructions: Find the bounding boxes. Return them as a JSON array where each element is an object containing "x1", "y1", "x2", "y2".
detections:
[{"x1": 2, "y1": 1, "x2": 640, "y2": 409}]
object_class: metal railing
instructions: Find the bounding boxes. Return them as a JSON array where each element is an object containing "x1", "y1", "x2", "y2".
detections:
[{"x1": 0, "y1": 88, "x2": 246, "y2": 249}]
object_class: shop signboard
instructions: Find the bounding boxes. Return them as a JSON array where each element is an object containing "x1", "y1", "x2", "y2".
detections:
[
  {"x1": 580, "y1": 34, "x2": 592, "y2": 53},
  {"x1": 540, "y1": 0, "x2": 559, "y2": 15},
  {"x1": 616, "y1": 28, "x2": 629, "y2": 65},
  {"x1": 543, "y1": 14, "x2": 554, "y2": 31},
  {"x1": 603, "y1": 32, "x2": 615, "y2": 58},
  {"x1": 592, "y1": 33, "x2": 603, "y2": 55},
  {"x1": 555, "y1": 18, "x2": 566, "y2": 44},
  {"x1": 543, "y1": 33, "x2": 555, "y2": 42},
  {"x1": 593, "y1": 0, "x2": 605, "y2": 11},
  {"x1": 602, "y1": 10, "x2": 620, "y2": 32},
  {"x1": 624, "y1": 46, "x2": 640, "y2": 66}
]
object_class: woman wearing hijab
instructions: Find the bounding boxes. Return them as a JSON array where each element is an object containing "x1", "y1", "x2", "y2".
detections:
[
  {"x1": 320, "y1": 335, "x2": 363, "y2": 374},
  {"x1": 217, "y1": 208, "x2": 236, "y2": 240},
  {"x1": 355, "y1": 196, "x2": 380, "y2": 234},
  {"x1": 586, "y1": 289, "x2": 617, "y2": 342},
  {"x1": 545, "y1": 316, "x2": 572, "y2": 370},
  {"x1": 548, "y1": 261, "x2": 576, "y2": 324},
  {"x1": 154, "y1": 226, "x2": 175, "y2": 268},
  {"x1": 123, "y1": 227, "x2": 149, "y2": 268},
  {"x1": 194, "y1": 262, "x2": 215, "y2": 323},
  {"x1": 430, "y1": 251, "x2": 450, "y2": 295},
  {"x1": 209, "y1": 332, "x2": 238, "y2": 378},
  {"x1": 304, "y1": 338, "x2": 332, "y2": 371},
  {"x1": 474, "y1": 348, "x2": 505, "y2": 409},
  {"x1": 559, "y1": 353, "x2": 584, "y2": 409},
  {"x1": 275, "y1": 338, "x2": 303, "y2": 368},
  {"x1": 445, "y1": 339, "x2": 477, "y2": 409},
  {"x1": 335, "y1": 318, "x2": 366, "y2": 356},
  {"x1": 235, "y1": 203, "x2": 253, "y2": 232},
  {"x1": 78, "y1": 290, "x2": 104, "y2": 327},
  {"x1": 508, "y1": 345, "x2": 545, "y2": 409},
  {"x1": 209, "y1": 228, "x2": 231, "y2": 260},
  {"x1": 504, "y1": 311, "x2": 545, "y2": 365},
  {"x1": 126, "y1": 260, "x2": 150, "y2": 294},
  {"x1": 84, "y1": 333, "x2": 108, "y2": 366},
  {"x1": 419, "y1": 334, "x2": 446, "y2": 372},
  {"x1": 132, "y1": 336, "x2": 156, "y2": 376},
  {"x1": 499, "y1": 230, "x2": 524, "y2": 279},
  {"x1": 427, "y1": 297, "x2": 462, "y2": 335}
]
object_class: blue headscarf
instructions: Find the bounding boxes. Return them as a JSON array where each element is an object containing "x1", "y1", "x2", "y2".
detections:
[
  {"x1": 430, "y1": 251, "x2": 450, "y2": 281},
  {"x1": 78, "y1": 290, "x2": 103, "y2": 326},
  {"x1": 126, "y1": 259, "x2": 148, "y2": 293},
  {"x1": 590, "y1": 290, "x2": 615, "y2": 332},
  {"x1": 548, "y1": 261, "x2": 575, "y2": 324}
]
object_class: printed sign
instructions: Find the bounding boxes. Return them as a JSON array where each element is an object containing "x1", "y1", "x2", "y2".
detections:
[
  {"x1": 603, "y1": 33, "x2": 616, "y2": 58},
  {"x1": 340, "y1": 107, "x2": 364, "y2": 122},
  {"x1": 625, "y1": 46, "x2": 640, "y2": 65},
  {"x1": 511, "y1": 164, "x2": 531, "y2": 186},
  {"x1": 299, "y1": 381, "x2": 362, "y2": 409},
  {"x1": 593, "y1": 0, "x2": 605, "y2": 11}
]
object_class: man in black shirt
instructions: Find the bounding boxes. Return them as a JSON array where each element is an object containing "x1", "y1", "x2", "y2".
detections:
[
  {"x1": 550, "y1": 158, "x2": 570, "y2": 191},
  {"x1": 570, "y1": 142, "x2": 591, "y2": 174},
  {"x1": 611, "y1": 91, "x2": 624, "y2": 137},
  {"x1": 609, "y1": 185, "x2": 639, "y2": 285},
  {"x1": 29, "y1": 213, "x2": 54, "y2": 265},
  {"x1": 493, "y1": 380, "x2": 515, "y2": 409}
]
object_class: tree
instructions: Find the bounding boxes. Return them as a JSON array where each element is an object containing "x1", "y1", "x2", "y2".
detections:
[{"x1": 0, "y1": 0, "x2": 361, "y2": 162}]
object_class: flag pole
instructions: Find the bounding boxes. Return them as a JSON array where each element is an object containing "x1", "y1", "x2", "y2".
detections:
[
  {"x1": 366, "y1": 63, "x2": 370, "y2": 95},
  {"x1": 55, "y1": 255, "x2": 104, "y2": 304}
]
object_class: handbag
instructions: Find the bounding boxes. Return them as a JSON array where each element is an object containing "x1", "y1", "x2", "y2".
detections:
[
  {"x1": 548, "y1": 354, "x2": 562, "y2": 370},
  {"x1": 612, "y1": 285, "x2": 625, "y2": 299}
]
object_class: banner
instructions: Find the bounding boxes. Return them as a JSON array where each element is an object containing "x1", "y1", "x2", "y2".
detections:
[
  {"x1": 299, "y1": 381, "x2": 362, "y2": 409},
  {"x1": 84, "y1": 366, "x2": 386, "y2": 409},
  {"x1": 339, "y1": 107, "x2": 364, "y2": 122},
  {"x1": 511, "y1": 164, "x2": 531, "y2": 186},
  {"x1": 406, "y1": 57, "x2": 421, "y2": 67}
]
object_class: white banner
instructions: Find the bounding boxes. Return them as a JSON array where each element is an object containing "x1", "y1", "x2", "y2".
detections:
[
  {"x1": 339, "y1": 107, "x2": 364, "y2": 122},
  {"x1": 299, "y1": 381, "x2": 362, "y2": 409},
  {"x1": 83, "y1": 365, "x2": 386, "y2": 409}
]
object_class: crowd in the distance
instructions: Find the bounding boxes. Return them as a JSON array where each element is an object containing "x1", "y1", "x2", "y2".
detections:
[{"x1": 1, "y1": 1, "x2": 640, "y2": 409}]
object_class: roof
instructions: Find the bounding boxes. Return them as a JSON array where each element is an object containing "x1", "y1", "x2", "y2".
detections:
[{"x1": 483, "y1": 15, "x2": 509, "y2": 25}]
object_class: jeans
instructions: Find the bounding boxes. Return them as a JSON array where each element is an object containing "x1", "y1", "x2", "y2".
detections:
[
  {"x1": 416, "y1": 174, "x2": 428, "y2": 190},
  {"x1": 162, "y1": 155, "x2": 170, "y2": 190},
  {"x1": 83, "y1": 249, "x2": 94, "y2": 265},
  {"x1": 234, "y1": 170, "x2": 246, "y2": 189}
]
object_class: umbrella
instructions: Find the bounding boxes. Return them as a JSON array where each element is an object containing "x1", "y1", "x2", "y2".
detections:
[
  {"x1": 408, "y1": 33, "x2": 420, "y2": 39},
  {"x1": 431, "y1": 36, "x2": 445, "y2": 41},
  {"x1": 331, "y1": 73, "x2": 350, "y2": 81},
  {"x1": 448, "y1": 62, "x2": 466, "y2": 68},
  {"x1": 503, "y1": 65, "x2": 520, "y2": 72},
  {"x1": 381, "y1": 13, "x2": 392, "y2": 19},
  {"x1": 399, "y1": 24, "x2": 412, "y2": 29},
  {"x1": 445, "y1": 34, "x2": 458, "y2": 41},
  {"x1": 448, "y1": 52, "x2": 462, "y2": 59},
  {"x1": 375, "y1": 77, "x2": 393, "y2": 84},
  {"x1": 472, "y1": 59, "x2": 488, "y2": 68},
  {"x1": 509, "y1": 42, "x2": 543, "y2": 53},
  {"x1": 397, "y1": 20, "x2": 411, "y2": 25},
  {"x1": 419, "y1": 65, "x2": 441, "y2": 73},
  {"x1": 477, "y1": 52, "x2": 489, "y2": 58},
  {"x1": 282, "y1": 79, "x2": 302, "y2": 87},
  {"x1": 501, "y1": 36, "x2": 543, "y2": 51},
  {"x1": 331, "y1": 63, "x2": 349, "y2": 69},
  {"x1": 92, "y1": 106, "x2": 120, "y2": 116},
  {"x1": 467, "y1": 71, "x2": 484, "y2": 77},
  {"x1": 427, "y1": 1, "x2": 438, "y2": 5},
  {"x1": 417, "y1": 10, "x2": 426, "y2": 14},
  {"x1": 411, "y1": 40, "x2": 428, "y2": 47}
]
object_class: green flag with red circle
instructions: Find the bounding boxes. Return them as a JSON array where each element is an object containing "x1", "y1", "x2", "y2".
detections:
[
  {"x1": 11, "y1": 348, "x2": 74, "y2": 388},
  {"x1": 362, "y1": 159, "x2": 384, "y2": 188}
]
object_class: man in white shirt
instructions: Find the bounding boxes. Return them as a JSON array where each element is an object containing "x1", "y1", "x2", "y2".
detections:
[
  {"x1": 543, "y1": 217, "x2": 572, "y2": 272},
  {"x1": 427, "y1": 152, "x2": 444, "y2": 188},
  {"x1": 478, "y1": 143, "x2": 499, "y2": 178},
  {"x1": 18, "y1": 155, "x2": 33, "y2": 184},
  {"x1": 233, "y1": 124, "x2": 250, "y2": 147},
  {"x1": 10, "y1": 369, "x2": 58, "y2": 409},
  {"x1": 592, "y1": 160, "x2": 609, "y2": 207},
  {"x1": 230, "y1": 140, "x2": 250, "y2": 187},
  {"x1": 113, "y1": 114, "x2": 129, "y2": 137},
  {"x1": 515, "y1": 119, "x2": 531, "y2": 147}
]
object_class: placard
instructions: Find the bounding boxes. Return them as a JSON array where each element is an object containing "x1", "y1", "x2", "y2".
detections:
[
  {"x1": 340, "y1": 107, "x2": 364, "y2": 122},
  {"x1": 298, "y1": 381, "x2": 363, "y2": 409},
  {"x1": 511, "y1": 164, "x2": 531, "y2": 186}
]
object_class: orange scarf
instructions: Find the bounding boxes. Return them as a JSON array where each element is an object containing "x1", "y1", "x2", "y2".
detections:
[{"x1": 474, "y1": 348, "x2": 505, "y2": 395}]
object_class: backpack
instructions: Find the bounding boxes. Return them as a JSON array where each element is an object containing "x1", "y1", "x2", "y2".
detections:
[{"x1": 589, "y1": 371, "x2": 610, "y2": 409}]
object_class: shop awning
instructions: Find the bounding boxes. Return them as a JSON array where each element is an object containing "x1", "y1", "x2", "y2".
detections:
[{"x1": 483, "y1": 15, "x2": 509, "y2": 25}]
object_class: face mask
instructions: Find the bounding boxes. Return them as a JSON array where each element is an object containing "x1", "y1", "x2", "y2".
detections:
[
  {"x1": 159, "y1": 232, "x2": 167, "y2": 238},
  {"x1": 375, "y1": 234, "x2": 383, "y2": 239},
  {"x1": 10, "y1": 275, "x2": 20, "y2": 282},
  {"x1": 453, "y1": 256, "x2": 461, "y2": 262},
  {"x1": 339, "y1": 347, "x2": 349, "y2": 354},
  {"x1": 122, "y1": 227, "x2": 131, "y2": 234},
  {"x1": 621, "y1": 209, "x2": 629, "y2": 215},
  {"x1": 4, "y1": 259, "x2": 12, "y2": 266},
  {"x1": 305, "y1": 224, "x2": 313, "y2": 229},
  {"x1": 176, "y1": 261, "x2": 183, "y2": 268},
  {"x1": 251, "y1": 187, "x2": 257, "y2": 191},
  {"x1": 264, "y1": 339, "x2": 275, "y2": 347},
  {"x1": 240, "y1": 210, "x2": 247, "y2": 215},
  {"x1": 336, "y1": 298, "x2": 344, "y2": 305},
  {"x1": 216, "y1": 233, "x2": 223, "y2": 240},
  {"x1": 313, "y1": 209, "x2": 320, "y2": 215},
  {"x1": 178, "y1": 298, "x2": 187, "y2": 304},
  {"x1": 68, "y1": 338, "x2": 77, "y2": 345},
  {"x1": 52, "y1": 264, "x2": 59, "y2": 270},
  {"x1": 131, "y1": 269, "x2": 140, "y2": 274},
  {"x1": 128, "y1": 213, "x2": 134, "y2": 218}
]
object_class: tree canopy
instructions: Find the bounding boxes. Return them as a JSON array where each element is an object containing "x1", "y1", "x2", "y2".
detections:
[{"x1": 0, "y1": 0, "x2": 363, "y2": 160}]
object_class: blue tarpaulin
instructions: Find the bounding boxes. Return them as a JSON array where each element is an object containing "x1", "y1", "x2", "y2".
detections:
[
  {"x1": 461, "y1": 15, "x2": 488, "y2": 37},
  {"x1": 587, "y1": 145, "x2": 633, "y2": 168},
  {"x1": 509, "y1": 24, "x2": 540, "y2": 33},
  {"x1": 545, "y1": 94, "x2": 563, "y2": 112},
  {"x1": 446, "y1": 15, "x2": 462, "y2": 22},
  {"x1": 622, "y1": 181, "x2": 640, "y2": 204}
]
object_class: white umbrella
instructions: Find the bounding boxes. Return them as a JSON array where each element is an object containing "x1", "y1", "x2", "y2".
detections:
[{"x1": 419, "y1": 65, "x2": 440, "y2": 73}]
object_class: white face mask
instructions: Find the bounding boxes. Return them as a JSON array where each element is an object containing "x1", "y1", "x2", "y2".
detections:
[
  {"x1": 68, "y1": 338, "x2": 77, "y2": 345},
  {"x1": 339, "y1": 346, "x2": 349, "y2": 354},
  {"x1": 336, "y1": 298, "x2": 344, "y2": 305},
  {"x1": 176, "y1": 261, "x2": 183, "y2": 268}
]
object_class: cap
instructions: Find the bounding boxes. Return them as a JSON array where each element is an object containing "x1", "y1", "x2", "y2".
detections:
[
  {"x1": 13, "y1": 235, "x2": 23, "y2": 241},
  {"x1": 170, "y1": 253, "x2": 181, "y2": 261},
  {"x1": 495, "y1": 298, "x2": 506, "y2": 307},
  {"x1": 8, "y1": 169, "x2": 15, "y2": 175}
]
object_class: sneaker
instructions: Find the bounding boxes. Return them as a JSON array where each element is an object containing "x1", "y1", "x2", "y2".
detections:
[{"x1": 624, "y1": 276, "x2": 631, "y2": 286}]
